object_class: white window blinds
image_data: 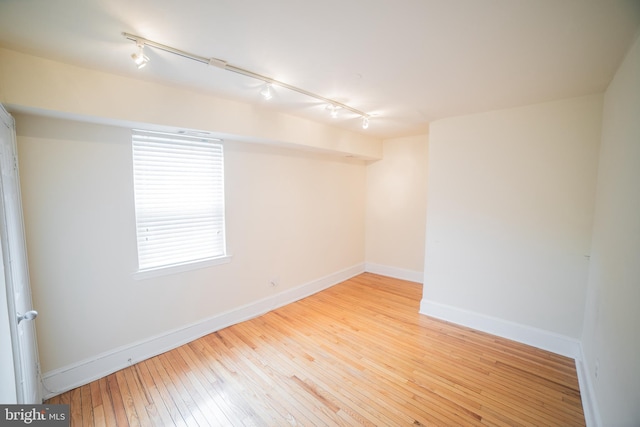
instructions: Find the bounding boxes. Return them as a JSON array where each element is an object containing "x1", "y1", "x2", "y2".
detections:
[{"x1": 132, "y1": 130, "x2": 226, "y2": 272}]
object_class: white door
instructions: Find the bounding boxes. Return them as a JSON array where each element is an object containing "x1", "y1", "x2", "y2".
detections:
[{"x1": 0, "y1": 104, "x2": 41, "y2": 404}]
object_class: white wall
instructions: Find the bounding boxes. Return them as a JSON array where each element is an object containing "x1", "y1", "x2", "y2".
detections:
[
  {"x1": 581, "y1": 35, "x2": 640, "y2": 426},
  {"x1": 365, "y1": 134, "x2": 428, "y2": 281},
  {"x1": 15, "y1": 114, "x2": 366, "y2": 376},
  {"x1": 422, "y1": 95, "x2": 602, "y2": 339}
]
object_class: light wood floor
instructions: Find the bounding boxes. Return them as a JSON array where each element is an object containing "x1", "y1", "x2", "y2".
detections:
[{"x1": 47, "y1": 273, "x2": 585, "y2": 426}]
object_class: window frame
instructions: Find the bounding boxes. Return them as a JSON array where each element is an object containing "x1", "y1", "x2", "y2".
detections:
[{"x1": 131, "y1": 129, "x2": 230, "y2": 279}]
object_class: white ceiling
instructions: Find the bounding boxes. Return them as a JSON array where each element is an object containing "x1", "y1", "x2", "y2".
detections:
[{"x1": 0, "y1": 0, "x2": 639, "y2": 139}]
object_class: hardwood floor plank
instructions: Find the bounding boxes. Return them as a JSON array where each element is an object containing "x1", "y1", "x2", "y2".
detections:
[
  {"x1": 231, "y1": 325, "x2": 366, "y2": 426},
  {"x1": 171, "y1": 346, "x2": 235, "y2": 426},
  {"x1": 205, "y1": 330, "x2": 330, "y2": 426},
  {"x1": 69, "y1": 387, "x2": 83, "y2": 427},
  {"x1": 259, "y1": 308, "x2": 474, "y2": 426},
  {"x1": 155, "y1": 352, "x2": 212, "y2": 426},
  {"x1": 97, "y1": 377, "x2": 117, "y2": 427},
  {"x1": 47, "y1": 273, "x2": 585, "y2": 426},
  {"x1": 114, "y1": 370, "x2": 140, "y2": 427},
  {"x1": 217, "y1": 326, "x2": 354, "y2": 425},
  {"x1": 121, "y1": 365, "x2": 155, "y2": 426},
  {"x1": 236, "y1": 320, "x2": 379, "y2": 426},
  {"x1": 141, "y1": 359, "x2": 189, "y2": 427},
  {"x1": 251, "y1": 312, "x2": 400, "y2": 423},
  {"x1": 89, "y1": 381, "x2": 105, "y2": 427}
]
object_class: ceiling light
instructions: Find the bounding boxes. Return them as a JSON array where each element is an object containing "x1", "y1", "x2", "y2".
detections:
[
  {"x1": 326, "y1": 105, "x2": 341, "y2": 118},
  {"x1": 131, "y1": 43, "x2": 149, "y2": 69},
  {"x1": 260, "y1": 83, "x2": 273, "y2": 100},
  {"x1": 123, "y1": 33, "x2": 374, "y2": 130}
]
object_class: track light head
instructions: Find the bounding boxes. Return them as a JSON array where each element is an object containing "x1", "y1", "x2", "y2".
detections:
[
  {"x1": 131, "y1": 43, "x2": 149, "y2": 69},
  {"x1": 362, "y1": 116, "x2": 370, "y2": 129},
  {"x1": 326, "y1": 105, "x2": 341, "y2": 118},
  {"x1": 260, "y1": 83, "x2": 273, "y2": 100}
]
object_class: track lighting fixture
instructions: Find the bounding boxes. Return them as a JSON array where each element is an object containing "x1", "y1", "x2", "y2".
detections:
[
  {"x1": 260, "y1": 83, "x2": 273, "y2": 100},
  {"x1": 326, "y1": 105, "x2": 341, "y2": 118},
  {"x1": 123, "y1": 33, "x2": 373, "y2": 130},
  {"x1": 131, "y1": 43, "x2": 149, "y2": 69},
  {"x1": 362, "y1": 116, "x2": 370, "y2": 129}
]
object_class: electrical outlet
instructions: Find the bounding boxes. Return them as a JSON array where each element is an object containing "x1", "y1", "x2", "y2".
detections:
[{"x1": 595, "y1": 360, "x2": 600, "y2": 379}]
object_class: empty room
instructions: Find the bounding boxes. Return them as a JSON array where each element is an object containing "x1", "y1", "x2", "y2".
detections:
[{"x1": 0, "y1": 1, "x2": 639, "y2": 426}]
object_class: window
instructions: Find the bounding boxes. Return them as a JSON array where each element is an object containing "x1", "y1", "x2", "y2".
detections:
[{"x1": 132, "y1": 129, "x2": 227, "y2": 276}]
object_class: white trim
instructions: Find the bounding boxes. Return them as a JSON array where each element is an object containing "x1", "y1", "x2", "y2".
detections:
[
  {"x1": 419, "y1": 299, "x2": 581, "y2": 359},
  {"x1": 364, "y1": 262, "x2": 423, "y2": 283},
  {"x1": 575, "y1": 345, "x2": 602, "y2": 427},
  {"x1": 42, "y1": 263, "x2": 365, "y2": 399},
  {"x1": 133, "y1": 254, "x2": 232, "y2": 280},
  {"x1": 419, "y1": 299, "x2": 603, "y2": 425}
]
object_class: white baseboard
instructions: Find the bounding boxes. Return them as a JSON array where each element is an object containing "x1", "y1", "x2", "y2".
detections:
[
  {"x1": 419, "y1": 299, "x2": 581, "y2": 360},
  {"x1": 41, "y1": 263, "x2": 365, "y2": 399},
  {"x1": 364, "y1": 262, "x2": 423, "y2": 283},
  {"x1": 575, "y1": 346, "x2": 602, "y2": 427},
  {"x1": 420, "y1": 299, "x2": 604, "y2": 425}
]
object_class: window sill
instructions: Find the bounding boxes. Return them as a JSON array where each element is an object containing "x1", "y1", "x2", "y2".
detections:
[{"x1": 133, "y1": 255, "x2": 232, "y2": 280}]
